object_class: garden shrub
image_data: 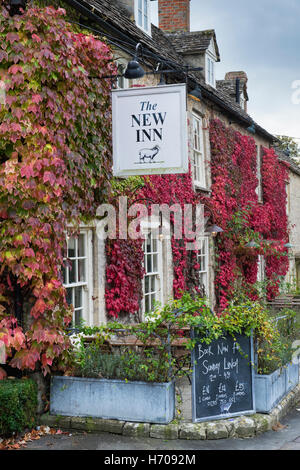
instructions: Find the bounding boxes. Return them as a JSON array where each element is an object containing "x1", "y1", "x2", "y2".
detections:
[
  {"x1": 0, "y1": 378, "x2": 37, "y2": 436},
  {"x1": 75, "y1": 345, "x2": 170, "y2": 383}
]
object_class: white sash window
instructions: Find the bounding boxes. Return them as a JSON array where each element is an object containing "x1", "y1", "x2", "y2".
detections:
[
  {"x1": 193, "y1": 114, "x2": 207, "y2": 189},
  {"x1": 135, "y1": 0, "x2": 151, "y2": 34},
  {"x1": 142, "y1": 230, "x2": 163, "y2": 314},
  {"x1": 197, "y1": 237, "x2": 209, "y2": 298},
  {"x1": 63, "y1": 230, "x2": 92, "y2": 326}
]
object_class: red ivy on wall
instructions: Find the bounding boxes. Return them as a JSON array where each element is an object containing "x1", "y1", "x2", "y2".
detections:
[
  {"x1": 0, "y1": 4, "x2": 114, "y2": 376},
  {"x1": 105, "y1": 119, "x2": 290, "y2": 317},
  {"x1": 105, "y1": 169, "x2": 202, "y2": 317},
  {"x1": 209, "y1": 119, "x2": 289, "y2": 309}
]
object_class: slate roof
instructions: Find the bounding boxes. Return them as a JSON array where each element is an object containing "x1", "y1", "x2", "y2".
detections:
[
  {"x1": 164, "y1": 30, "x2": 221, "y2": 61},
  {"x1": 64, "y1": 0, "x2": 277, "y2": 143}
]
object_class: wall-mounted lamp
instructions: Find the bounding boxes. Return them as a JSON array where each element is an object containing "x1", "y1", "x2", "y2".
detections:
[
  {"x1": 206, "y1": 224, "x2": 224, "y2": 238},
  {"x1": 124, "y1": 43, "x2": 145, "y2": 80},
  {"x1": 188, "y1": 83, "x2": 202, "y2": 102},
  {"x1": 204, "y1": 205, "x2": 224, "y2": 238},
  {"x1": 245, "y1": 240, "x2": 259, "y2": 248},
  {"x1": 247, "y1": 123, "x2": 256, "y2": 134},
  {"x1": 7, "y1": 0, "x2": 27, "y2": 16}
]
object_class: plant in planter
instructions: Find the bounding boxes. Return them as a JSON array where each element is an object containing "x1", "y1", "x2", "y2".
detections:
[
  {"x1": 239, "y1": 304, "x2": 300, "y2": 413},
  {"x1": 50, "y1": 293, "x2": 299, "y2": 421}
]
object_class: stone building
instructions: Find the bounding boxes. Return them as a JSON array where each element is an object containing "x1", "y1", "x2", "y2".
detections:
[{"x1": 58, "y1": 0, "x2": 292, "y2": 325}]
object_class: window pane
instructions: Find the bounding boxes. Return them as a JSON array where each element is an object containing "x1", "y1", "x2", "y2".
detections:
[
  {"x1": 153, "y1": 253, "x2": 158, "y2": 272},
  {"x1": 74, "y1": 310, "x2": 82, "y2": 327},
  {"x1": 68, "y1": 259, "x2": 76, "y2": 284},
  {"x1": 147, "y1": 254, "x2": 152, "y2": 272},
  {"x1": 78, "y1": 234, "x2": 85, "y2": 257},
  {"x1": 146, "y1": 233, "x2": 152, "y2": 252},
  {"x1": 151, "y1": 294, "x2": 156, "y2": 310},
  {"x1": 145, "y1": 275, "x2": 149, "y2": 293},
  {"x1": 78, "y1": 259, "x2": 86, "y2": 282},
  {"x1": 66, "y1": 288, "x2": 73, "y2": 306},
  {"x1": 68, "y1": 238, "x2": 76, "y2": 258},
  {"x1": 138, "y1": 10, "x2": 142, "y2": 26},
  {"x1": 75, "y1": 287, "x2": 82, "y2": 309},
  {"x1": 145, "y1": 295, "x2": 150, "y2": 313},
  {"x1": 62, "y1": 265, "x2": 66, "y2": 284}
]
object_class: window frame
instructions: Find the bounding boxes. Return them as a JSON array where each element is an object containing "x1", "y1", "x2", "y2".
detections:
[
  {"x1": 142, "y1": 228, "x2": 164, "y2": 316},
  {"x1": 63, "y1": 229, "x2": 93, "y2": 327},
  {"x1": 256, "y1": 145, "x2": 263, "y2": 203},
  {"x1": 197, "y1": 236, "x2": 210, "y2": 299},
  {"x1": 205, "y1": 52, "x2": 216, "y2": 88},
  {"x1": 192, "y1": 113, "x2": 207, "y2": 189},
  {"x1": 257, "y1": 255, "x2": 265, "y2": 283},
  {"x1": 134, "y1": 0, "x2": 151, "y2": 35}
]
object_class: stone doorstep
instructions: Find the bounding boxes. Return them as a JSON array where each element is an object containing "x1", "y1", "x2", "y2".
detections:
[{"x1": 40, "y1": 384, "x2": 300, "y2": 441}]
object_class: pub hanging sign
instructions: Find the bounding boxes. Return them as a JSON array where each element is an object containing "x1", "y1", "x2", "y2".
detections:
[{"x1": 112, "y1": 84, "x2": 188, "y2": 177}]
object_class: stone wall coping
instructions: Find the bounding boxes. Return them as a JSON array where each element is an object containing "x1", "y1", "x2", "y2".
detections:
[{"x1": 40, "y1": 385, "x2": 300, "y2": 441}]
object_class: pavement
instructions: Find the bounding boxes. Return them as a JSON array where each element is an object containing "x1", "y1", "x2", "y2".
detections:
[{"x1": 17, "y1": 407, "x2": 300, "y2": 451}]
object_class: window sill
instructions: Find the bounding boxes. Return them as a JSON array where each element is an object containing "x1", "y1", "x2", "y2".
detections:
[
  {"x1": 194, "y1": 184, "x2": 211, "y2": 193},
  {"x1": 135, "y1": 23, "x2": 152, "y2": 37}
]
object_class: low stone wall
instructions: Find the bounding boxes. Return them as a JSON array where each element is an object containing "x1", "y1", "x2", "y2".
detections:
[{"x1": 40, "y1": 384, "x2": 300, "y2": 440}]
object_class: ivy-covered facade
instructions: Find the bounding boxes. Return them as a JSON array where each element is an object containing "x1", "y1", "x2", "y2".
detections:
[
  {"x1": 51, "y1": 0, "x2": 293, "y2": 324},
  {"x1": 0, "y1": 0, "x2": 297, "y2": 377}
]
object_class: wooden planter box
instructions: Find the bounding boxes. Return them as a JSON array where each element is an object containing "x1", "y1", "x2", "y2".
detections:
[
  {"x1": 254, "y1": 363, "x2": 299, "y2": 413},
  {"x1": 50, "y1": 376, "x2": 175, "y2": 424}
]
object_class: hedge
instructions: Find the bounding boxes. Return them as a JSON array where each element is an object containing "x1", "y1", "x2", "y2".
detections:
[{"x1": 0, "y1": 378, "x2": 38, "y2": 436}]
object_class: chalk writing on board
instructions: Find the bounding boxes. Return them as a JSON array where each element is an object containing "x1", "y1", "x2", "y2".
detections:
[{"x1": 192, "y1": 332, "x2": 255, "y2": 422}]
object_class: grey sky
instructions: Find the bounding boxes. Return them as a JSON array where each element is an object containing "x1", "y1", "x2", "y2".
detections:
[{"x1": 151, "y1": 0, "x2": 300, "y2": 140}]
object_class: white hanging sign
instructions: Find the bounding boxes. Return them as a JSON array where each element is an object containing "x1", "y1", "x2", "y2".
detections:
[{"x1": 112, "y1": 84, "x2": 188, "y2": 176}]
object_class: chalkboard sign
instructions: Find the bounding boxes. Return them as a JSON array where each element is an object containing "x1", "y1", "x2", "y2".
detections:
[{"x1": 192, "y1": 332, "x2": 255, "y2": 422}]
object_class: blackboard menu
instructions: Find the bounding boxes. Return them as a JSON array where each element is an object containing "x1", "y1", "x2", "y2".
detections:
[{"x1": 192, "y1": 331, "x2": 255, "y2": 422}]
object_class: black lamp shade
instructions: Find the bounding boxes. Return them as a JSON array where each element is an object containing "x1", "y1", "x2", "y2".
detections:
[
  {"x1": 206, "y1": 224, "x2": 223, "y2": 237},
  {"x1": 188, "y1": 84, "x2": 202, "y2": 101},
  {"x1": 247, "y1": 123, "x2": 256, "y2": 134},
  {"x1": 124, "y1": 59, "x2": 145, "y2": 80},
  {"x1": 245, "y1": 240, "x2": 259, "y2": 248}
]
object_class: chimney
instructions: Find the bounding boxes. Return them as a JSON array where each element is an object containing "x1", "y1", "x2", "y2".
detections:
[
  {"x1": 225, "y1": 71, "x2": 248, "y2": 83},
  {"x1": 224, "y1": 71, "x2": 248, "y2": 112},
  {"x1": 158, "y1": 0, "x2": 191, "y2": 33}
]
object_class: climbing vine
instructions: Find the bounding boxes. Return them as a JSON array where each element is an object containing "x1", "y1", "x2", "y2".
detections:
[
  {"x1": 106, "y1": 118, "x2": 290, "y2": 317},
  {"x1": 105, "y1": 168, "x2": 204, "y2": 318},
  {"x1": 0, "y1": 3, "x2": 115, "y2": 377},
  {"x1": 209, "y1": 119, "x2": 289, "y2": 309}
]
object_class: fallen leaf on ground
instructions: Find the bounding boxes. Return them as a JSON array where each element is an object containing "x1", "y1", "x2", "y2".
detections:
[
  {"x1": 0, "y1": 426, "x2": 61, "y2": 450},
  {"x1": 272, "y1": 422, "x2": 287, "y2": 431}
]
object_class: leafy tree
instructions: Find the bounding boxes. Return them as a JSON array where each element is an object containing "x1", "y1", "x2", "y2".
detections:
[
  {"x1": 276, "y1": 135, "x2": 300, "y2": 164},
  {"x1": 0, "y1": 3, "x2": 115, "y2": 378}
]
